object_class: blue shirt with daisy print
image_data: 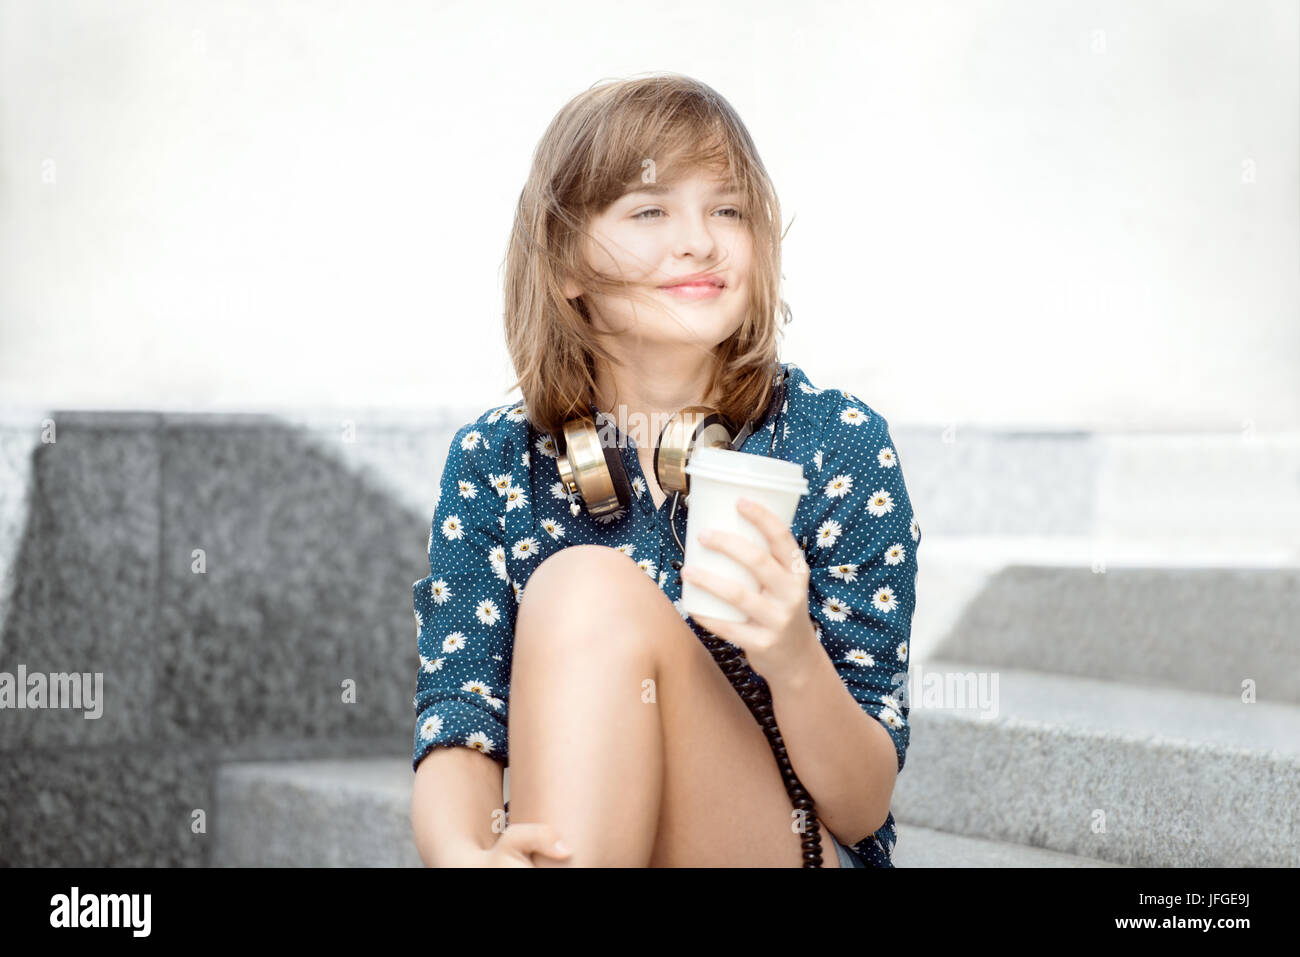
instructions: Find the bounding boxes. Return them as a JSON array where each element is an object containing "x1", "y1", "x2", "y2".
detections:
[{"x1": 410, "y1": 360, "x2": 922, "y2": 867}]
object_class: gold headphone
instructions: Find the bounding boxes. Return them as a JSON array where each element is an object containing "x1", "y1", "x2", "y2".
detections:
[{"x1": 555, "y1": 361, "x2": 788, "y2": 525}]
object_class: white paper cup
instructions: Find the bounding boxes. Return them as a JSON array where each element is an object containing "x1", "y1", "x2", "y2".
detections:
[{"x1": 680, "y1": 446, "x2": 810, "y2": 623}]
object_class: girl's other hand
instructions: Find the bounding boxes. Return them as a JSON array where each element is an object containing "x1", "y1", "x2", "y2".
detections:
[{"x1": 457, "y1": 824, "x2": 573, "y2": 867}]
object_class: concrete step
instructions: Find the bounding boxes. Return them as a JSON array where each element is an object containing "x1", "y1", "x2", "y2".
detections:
[
  {"x1": 214, "y1": 757, "x2": 423, "y2": 867},
  {"x1": 892, "y1": 822, "x2": 1123, "y2": 867},
  {"x1": 896, "y1": 660, "x2": 1300, "y2": 866},
  {"x1": 215, "y1": 756, "x2": 1121, "y2": 867},
  {"x1": 912, "y1": 540, "x2": 1300, "y2": 703}
]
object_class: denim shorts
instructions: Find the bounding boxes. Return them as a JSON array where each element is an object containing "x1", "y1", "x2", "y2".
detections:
[{"x1": 827, "y1": 830, "x2": 868, "y2": 868}]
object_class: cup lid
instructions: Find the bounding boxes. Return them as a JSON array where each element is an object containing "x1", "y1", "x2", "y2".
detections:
[{"x1": 684, "y1": 445, "x2": 809, "y2": 496}]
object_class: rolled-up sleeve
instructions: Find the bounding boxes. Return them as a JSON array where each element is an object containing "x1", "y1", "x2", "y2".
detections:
[
  {"x1": 803, "y1": 397, "x2": 921, "y2": 773},
  {"x1": 411, "y1": 420, "x2": 515, "y2": 773}
]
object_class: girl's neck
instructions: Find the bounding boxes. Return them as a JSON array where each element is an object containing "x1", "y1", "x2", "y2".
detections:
[{"x1": 592, "y1": 353, "x2": 717, "y2": 450}]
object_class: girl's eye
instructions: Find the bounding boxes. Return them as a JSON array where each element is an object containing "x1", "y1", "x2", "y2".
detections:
[{"x1": 631, "y1": 207, "x2": 743, "y2": 221}]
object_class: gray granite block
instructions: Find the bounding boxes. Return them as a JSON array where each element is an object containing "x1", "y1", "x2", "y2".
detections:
[
  {"x1": 0, "y1": 735, "x2": 405, "y2": 867},
  {"x1": 0, "y1": 422, "x2": 42, "y2": 638},
  {"x1": 928, "y1": 565, "x2": 1300, "y2": 702},
  {"x1": 892, "y1": 822, "x2": 1124, "y2": 867},
  {"x1": 152, "y1": 415, "x2": 440, "y2": 748},
  {"x1": 0, "y1": 417, "x2": 161, "y2": 748},
  {"x1": 0, "y1": 745, "x2": 209, "y2": 867},
  {"x1": 214, "y1": 757, "x2": 423, "y2": 867},
  {"x1": 895, "y1": 661, "x2": 1300, "y2": 866},
  {"x1": 0, "y1": 409, "x2": 457, "y2": 864}
]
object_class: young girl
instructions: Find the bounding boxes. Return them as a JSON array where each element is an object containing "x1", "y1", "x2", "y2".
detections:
[{"x1": 410, "y1": 73, "x2": 921, "y2": 868}]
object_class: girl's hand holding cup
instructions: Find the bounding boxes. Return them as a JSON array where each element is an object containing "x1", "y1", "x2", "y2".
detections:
[{"x1": 682, "y1": 492, "x2": 820, "y2": 683}]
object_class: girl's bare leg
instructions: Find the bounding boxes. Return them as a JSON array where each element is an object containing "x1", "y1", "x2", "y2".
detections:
[{"x1": 507, "y1": 544, "x2": 839, "y2": 867}]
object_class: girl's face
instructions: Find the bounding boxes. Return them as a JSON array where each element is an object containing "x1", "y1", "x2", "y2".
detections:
[{"x1": 567, "y1": 168, "x2": 753, "y2": 353}]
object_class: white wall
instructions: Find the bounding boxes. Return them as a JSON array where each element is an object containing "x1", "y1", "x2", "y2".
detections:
[{"x1": 1, "y1": 0, "x2": 1296, "y2": 431}]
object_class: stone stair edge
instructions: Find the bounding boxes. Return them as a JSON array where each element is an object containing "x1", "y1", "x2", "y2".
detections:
[{"x1": 913, "y1": 658, "x2": 1300, "y2": 761}]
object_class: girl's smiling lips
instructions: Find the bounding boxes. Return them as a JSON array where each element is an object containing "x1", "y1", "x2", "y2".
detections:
[{"x1": 658, "y1": 271, "x2": 727, "y2": 300}]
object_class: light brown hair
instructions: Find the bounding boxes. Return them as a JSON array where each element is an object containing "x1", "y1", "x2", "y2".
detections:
[{"x1": 502, "y1": 72, "x2": 792, "y2": 441}]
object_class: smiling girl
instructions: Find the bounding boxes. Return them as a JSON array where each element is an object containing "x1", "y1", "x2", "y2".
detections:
[{"x1": 410, "y1": 73, "x2": 921, "y2": 868}]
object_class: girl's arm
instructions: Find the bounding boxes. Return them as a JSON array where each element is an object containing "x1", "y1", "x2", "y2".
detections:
[
  {"x1": 411, "y1": 746, "x2": 504, "y2": 867},
  {"x1": 409, "y1": 417, "x2": 517, "y2": 865}
]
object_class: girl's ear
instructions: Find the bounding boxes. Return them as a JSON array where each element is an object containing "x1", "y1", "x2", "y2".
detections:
[{"x1": 561, "y1": 275, "x2": 583, "y2": 300}]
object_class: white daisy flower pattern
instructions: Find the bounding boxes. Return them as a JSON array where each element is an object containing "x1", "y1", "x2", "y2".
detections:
[
  {"x1": 829, "y1": 564, "x2": 858, "y2": 582},
  {"x1": 874, "y1": 586, "x2": 898, "y2": 613},
  {"x1": 821, "y1": 597, "x2": 851, "y2": 622},
  {"x1": 824, "y1": 473, "x2": 853, "y2": 499},
  {"x1": 419, "y1": 714, "x2": 442, "y2": 741},
  {"x1": 593, "y1": 507, "x2": 627, "y2": 525},
  {"x1": 475, "y1": 599, "x2": 500, "y2": 626},
  {"x1": 815, "y1": 519, "x2": 842, "y2": 549},
  {"x1": 411, "y1": 369, "x2": 918, "y2": 869},
  {"x1": 511, "y1": 537, "x2": 540, "y2": 560},
  {"x1": 867, "y1": 489, "x2": 894, "y2": 517},
  {"x1": 488, "y1": 546, "x2": 508, "y2": 582}
]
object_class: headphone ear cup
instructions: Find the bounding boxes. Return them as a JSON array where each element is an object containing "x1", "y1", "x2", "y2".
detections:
[
  {"x1": 654, "y1": 408, "x2": 732, "y2": 496},
  {"x1": 599, "y1": 430, "x2": 633, "y2": 513},
  {"x1": 557, "y1": 413, "x2": 632, "y2": 517}
]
